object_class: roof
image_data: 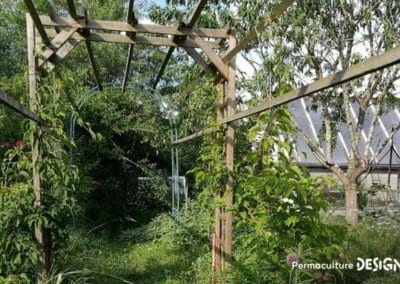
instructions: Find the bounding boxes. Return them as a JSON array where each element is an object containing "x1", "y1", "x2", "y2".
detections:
[{"x1": 290, "y1": 96, "x2": 400, "y2": 165}]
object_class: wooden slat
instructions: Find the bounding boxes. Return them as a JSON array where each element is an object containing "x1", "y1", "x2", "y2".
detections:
[
  {"x1": 0, "y1": 90, "x2": 49, "y2": 130},
  {"x1": 39, "y1": 39, "x2": 80, "y2": 71},
  {"x1": 51, "y1": 27, "x2": 78, "y2": 48},
  {"x1": 39, "y1": 27, "x2": 79, "y2": 65},
  {"x1": 66, "y1": 2, "x2": 102, "y2": 91},
  {"x1": 173, "y1": 45, "x2": 400, "y2": 145},
  {"x1": 39, "y1": 15, "x2": 228, "y2": 38},
  {"x1": 122, "y1": 45, "x2": 134, "y2": 92},
  {"x1": 44, "y1": 29, "x2": 221, "y2": 48},
  {"x1": 222, "y1": 32, "x2": 236, "y2": 270},
  {"x1": 172, "y1": 127, "x2": 216, "y2": 145},
  {"x1": 23, "y1": 2, "x2": 51, "y2": 46},
  {"x1": 27, "y1": 14, "x2": 47, "y2": 280},
  {"x1": 127, "y1": 0, "x2": 135, "y2": 24},
  {"x1": 192, "y1": 36, "x2": 229, "y2": 79}
]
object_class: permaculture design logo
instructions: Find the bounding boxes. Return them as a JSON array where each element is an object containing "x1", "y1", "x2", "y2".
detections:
[{"x1": 287, "y1": 253, "x2": 400, "y2": 272}]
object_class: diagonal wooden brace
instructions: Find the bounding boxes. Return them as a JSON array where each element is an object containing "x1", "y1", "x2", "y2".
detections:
[
  {"x1": 38, "y1": 28, "x2": 78, "y2": 69},
  {"x1": 39, "y1": 39, "x2": 80, "y2": 71},
  {"x1": 192, "y1": 36, "x2": 229, "y2": 80},
  {"x1": 184, "y1": 47, "x2": 215, "y2": 74}
]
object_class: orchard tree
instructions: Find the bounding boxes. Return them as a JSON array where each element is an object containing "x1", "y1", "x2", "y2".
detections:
[{"x1": 240, "y1": 0, "x2": 400, "y2": 225}]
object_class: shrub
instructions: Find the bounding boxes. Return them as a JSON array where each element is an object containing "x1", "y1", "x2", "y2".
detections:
[{"x1": 341, "y1": 216, "x2": 400, "y2": 283}]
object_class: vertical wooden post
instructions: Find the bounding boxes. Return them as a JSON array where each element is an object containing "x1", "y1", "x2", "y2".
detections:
[
  {"x1": 222, "y1": 32, "x2": 236, "y2": 270},
  {"x1": 212, "y1": 81, "x2": 226, "y2": 278},
  {"x1": 27, "y1": 13, "x2": 46, "y2": 283}
]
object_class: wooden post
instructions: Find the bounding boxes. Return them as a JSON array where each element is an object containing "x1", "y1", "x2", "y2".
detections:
[
  {"x1": 27, "y1": 13, "x2": 47, "y2": 283},
  {"x1": 212, "y1": 80, "x2": 226, "y2": 278},
  {"x1": 222, "y1": 32, "x2": 236, "y2": 270}
]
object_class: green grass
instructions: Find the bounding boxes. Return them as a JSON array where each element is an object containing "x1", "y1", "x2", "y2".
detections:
[{"x1": 57, "y1": 232, "x2": 201, "y2": 283}]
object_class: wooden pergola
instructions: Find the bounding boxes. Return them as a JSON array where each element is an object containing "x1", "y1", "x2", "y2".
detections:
[{"x1": 0, "y1": 0, "x2": 398, "y2": 282}]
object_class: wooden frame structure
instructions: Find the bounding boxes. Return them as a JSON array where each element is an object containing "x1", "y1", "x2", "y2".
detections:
[
  {"x1": 22, "y1": 0, "x2": 235, "y2": 281},
  {"x1": 12, "y1": 0, "x2": 398, "y2": 282}
]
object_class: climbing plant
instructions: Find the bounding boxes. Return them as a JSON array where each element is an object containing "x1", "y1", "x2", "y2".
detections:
[
  {"x1": 0, "y1": 79, "x2": 79, "y2": 280},
  {"x1": 191, "y1": 108, "x2": 345, "y2": 282}
]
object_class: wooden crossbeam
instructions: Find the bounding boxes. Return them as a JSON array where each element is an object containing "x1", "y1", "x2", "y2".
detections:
[
  {"x1": 39, "y1": 15, "x2": 227, "y2": 39},
  {"x1": 23, "y1": 1, "x2": 51, "y2": 46},
  {"x1": 44, "y1": 28, "x2": 221, "y2": 48},
  {"x1": 172, "y1": 45, "x2": 400, "y2": 145},
  {"x1": 0, "y1": 90, "x2": 49, "y2": 131},
  {"x1": 122, "y1": 0, "x2": 136, "y2": 93},
  {"x1": 153, "y1": 0, "x2": 208, "y2": 88}
]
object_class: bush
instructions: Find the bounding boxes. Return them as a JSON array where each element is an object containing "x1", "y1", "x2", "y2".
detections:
[
  {"x1": 0, "y1": 184, "x2": 36, "y2": 277},
  {"x1": 341, "y1": 216, "x2": 400, "y2": 283}
]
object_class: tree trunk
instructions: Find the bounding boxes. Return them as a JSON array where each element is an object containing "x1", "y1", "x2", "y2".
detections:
[{"x1": 344, "y1": 182, "x2": 358, "y2": 226}]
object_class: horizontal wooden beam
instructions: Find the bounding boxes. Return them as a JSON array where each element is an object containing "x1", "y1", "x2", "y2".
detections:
[
  {"x1": 45, "y1": 29, "x2": 220, "y2": 48},
  {"x1": 0, "y1": 90, "x2": 50, "y2": 131},
  {"x1": 223, "y1": 45, "x2": 400, "y2": 123},
  {"x1": 173, "y1": 45, "x2": 400, "y2": 145},
  {"x1": 39, "y1": 15, "x2": 228, "y2": 39}
]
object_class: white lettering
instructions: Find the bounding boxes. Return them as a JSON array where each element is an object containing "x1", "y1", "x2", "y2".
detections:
[{"x1": 357, "y1": 258, "x2": 365, "y2": 271}]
